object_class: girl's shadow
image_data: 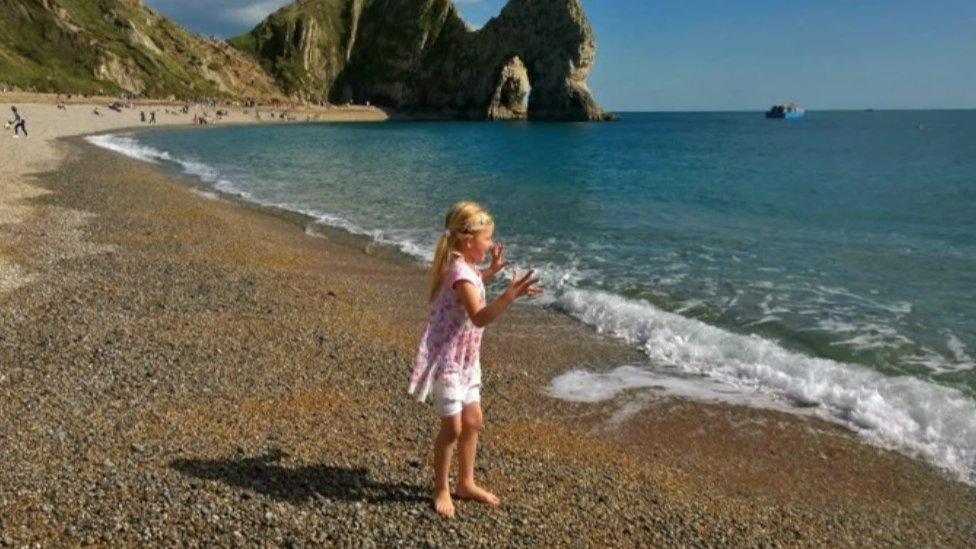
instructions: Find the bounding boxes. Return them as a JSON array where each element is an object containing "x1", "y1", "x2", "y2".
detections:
[{"x1": 170, "y1": 448, "x2": 426, "y2": 504}]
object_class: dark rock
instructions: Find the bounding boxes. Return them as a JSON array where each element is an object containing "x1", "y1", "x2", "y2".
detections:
[{"x1": 233, "y1": 0, "x2": 611, "y2": 121}]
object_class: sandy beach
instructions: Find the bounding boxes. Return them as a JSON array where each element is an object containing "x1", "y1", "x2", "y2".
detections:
[
  {"x1": 1, "y1": 97, "x2": 974, "y2": 545},
  {"x1": 0, "y1": 94, "x2": 385, "y2": 289}
]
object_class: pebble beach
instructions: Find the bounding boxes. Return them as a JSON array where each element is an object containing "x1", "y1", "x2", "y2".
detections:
[{"x1": 1, "y1": 97, "x2": 974, "y2": 546}]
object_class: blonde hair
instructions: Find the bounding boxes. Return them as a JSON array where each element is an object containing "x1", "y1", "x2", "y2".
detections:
[{"x1": 429, "y1": 201, "x2": 494, "y2": 301}]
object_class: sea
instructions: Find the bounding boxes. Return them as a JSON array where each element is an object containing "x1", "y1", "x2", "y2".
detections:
[{"x1": 88, "y1": 110, "x2": 976, "y2": 484}]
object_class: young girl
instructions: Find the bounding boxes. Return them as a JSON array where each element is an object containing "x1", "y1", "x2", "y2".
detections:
[{"x1": 409, "y1": 201, "x2": 541, "y2": 518}]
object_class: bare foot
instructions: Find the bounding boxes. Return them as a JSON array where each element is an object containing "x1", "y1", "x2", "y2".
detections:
[
  {"x1": 433, "y1": 489, "x2": 455, "y2": 518},
  {"x1": 456, "y1": 483, "x2": 501, "y2": 507}
]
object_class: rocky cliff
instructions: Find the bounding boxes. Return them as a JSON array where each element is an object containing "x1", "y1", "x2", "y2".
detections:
[
  {"x1": 232, "y1": 0, "x2": 610, "y2": 120},
  {"x1": 0, "y1": 0, "x2": 283, "y2": 100},
  {"x1": 0, "y1": 0, "x2": 610, "y2": 120}
]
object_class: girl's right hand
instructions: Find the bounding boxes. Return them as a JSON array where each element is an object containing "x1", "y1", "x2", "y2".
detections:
[{"x1": 507, "y1": 268, "x2": 542, "y2": 300}]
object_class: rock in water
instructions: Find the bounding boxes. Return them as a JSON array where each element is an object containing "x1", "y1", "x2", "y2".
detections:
[{"x1": 232, "y1": 0, "x2": 612, "y2": 121}]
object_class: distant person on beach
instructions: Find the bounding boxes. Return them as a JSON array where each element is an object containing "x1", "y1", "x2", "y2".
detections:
[
  {"x1": 149, "y1": 111, "x2": 156, "y2": 125},
  {"x1": 9, "y1": 106, "x2": 27, "y2": 138},
  {"x1": 140, "y1": 111, "x2": 146, "y2": 123},
  {"x1": 409, "y1": 201, "x2": 542, "y2": 518}
]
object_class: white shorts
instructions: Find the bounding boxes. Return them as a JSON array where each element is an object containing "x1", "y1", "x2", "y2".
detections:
[{"x1": 431, "y1": 380, "x2": 481, "y2": 417}]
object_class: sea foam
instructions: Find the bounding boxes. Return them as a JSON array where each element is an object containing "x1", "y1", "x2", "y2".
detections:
[
  {"x1": 86, "y1": 134, "x2": 172, "y2": 164},
  {"x1": 549, "y1": 287, "x2": 976, "y2": 485},
  {"x1": 87, "y1": 131, "x2": 976, "y2": 486},
  {"x1": 86, "y1": 134, "x2": 226, "y2": 189}
]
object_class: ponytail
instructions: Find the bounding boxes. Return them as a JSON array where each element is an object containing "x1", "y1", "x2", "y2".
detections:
[{"x1": 429, "y1": 231, "x2": 456, "y2": 301}]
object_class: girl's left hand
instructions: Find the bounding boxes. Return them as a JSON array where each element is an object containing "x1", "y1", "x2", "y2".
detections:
[{"x1": 489, "y1": 242, "x2": 509, "y2": 275}]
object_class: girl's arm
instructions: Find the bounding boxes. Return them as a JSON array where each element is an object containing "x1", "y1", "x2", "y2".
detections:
[
  {"x1": 457, "y1": 268, "x2": 541, "y2": 328},
  {"x1": 481, "y1": 243, "x2": 509, "y2": 283}
]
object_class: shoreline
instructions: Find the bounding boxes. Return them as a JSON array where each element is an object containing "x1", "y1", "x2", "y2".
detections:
[
  {"x1": 0, "y1": 97, "x2": 386, "y2": 290},
  {"x1": 1, "y1": 102, "x2": 974, "y2": 544},
  {"x1": 94, "y1": 115, "x2": 976, "y2": 489}
]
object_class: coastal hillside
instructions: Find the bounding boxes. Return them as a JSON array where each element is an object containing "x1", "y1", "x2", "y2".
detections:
[
  {"x1": 232, "y1": 0, "x2": 610, "y2": 120},
  {"x1": 0, "y1": 0, "x2": 283, "y2": 100},
  {"x1": 0, "y1": 0, "x2": 609, "y2": 118}
]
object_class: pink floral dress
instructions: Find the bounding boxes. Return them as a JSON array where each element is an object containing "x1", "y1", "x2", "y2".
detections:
[{"x1": 409, "y1": 255, "x2": 485, "y2": 402}]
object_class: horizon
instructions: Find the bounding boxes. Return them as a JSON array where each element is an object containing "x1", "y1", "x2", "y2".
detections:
[
  {"x1": 143, "y1": 0, "x2": 976, "y2": 112},
  {"x1": 616, "y1": 107, "x2": 976, "y2": 113}
]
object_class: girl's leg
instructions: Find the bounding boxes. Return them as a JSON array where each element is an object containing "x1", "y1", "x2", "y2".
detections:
[
  {"x1": 433, "y1": 414, "x2": 461, "y2": 518},
  {"x1": 456, "y1": 403, "x2": 501, "y2": 507}
]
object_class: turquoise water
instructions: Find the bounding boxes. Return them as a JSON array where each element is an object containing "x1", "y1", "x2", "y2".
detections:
[{"x1": 90, "y1": 111, "x2": 976, "y2": 482}]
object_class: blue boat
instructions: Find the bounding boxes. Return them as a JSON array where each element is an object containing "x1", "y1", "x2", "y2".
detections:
[{"x1": 765, "y1": 103, "x2": 804, "y2": 119}]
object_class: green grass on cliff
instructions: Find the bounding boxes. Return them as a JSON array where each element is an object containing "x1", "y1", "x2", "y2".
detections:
[
  {"x1": 229, "y1": 0, "x2": 355, "y2": 99},
  {"x1": 0, "y1": 0, "x2": 242, "y2": 98},
  {"x1": 0, "y1": 0, "x2": 119, "y2": 94}
]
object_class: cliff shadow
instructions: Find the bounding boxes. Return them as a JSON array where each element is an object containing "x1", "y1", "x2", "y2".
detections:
[{"x1": 170, "y1": 448, "x2": 426, "y2": 504}]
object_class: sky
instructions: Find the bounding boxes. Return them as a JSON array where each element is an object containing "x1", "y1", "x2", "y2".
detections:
[{"x1": 144, "y1": 0, "x2": 976, "y2": 111}]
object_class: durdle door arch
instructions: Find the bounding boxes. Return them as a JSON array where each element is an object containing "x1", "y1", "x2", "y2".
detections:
[
  {"x1": 470, "y1": 0, "x2": 609, "y2": 121},
  {"x1": 238, "y1": 0, "x2": 612, "y2": 120},
  {"x1": 487, "y1": 56, "x2": 530, "y2": 120}
]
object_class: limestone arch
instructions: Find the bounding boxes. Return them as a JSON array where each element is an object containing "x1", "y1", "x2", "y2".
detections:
[
  {"x1": 472, "y1": 0, "x2": 607, "y2": 121},
  {"x1": 487, "y1": 56, "x2": 530, "y2": 120}
]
